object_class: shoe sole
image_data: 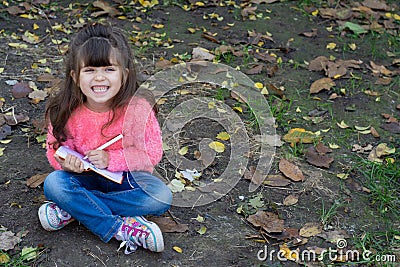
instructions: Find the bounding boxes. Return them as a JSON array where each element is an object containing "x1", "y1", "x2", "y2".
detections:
[
  {"x1": 135, "y1": 216, "x2": 164, "y2": 252},
  {"x1": 38, "y1": 203, "x2": 66, "y2": 231}
]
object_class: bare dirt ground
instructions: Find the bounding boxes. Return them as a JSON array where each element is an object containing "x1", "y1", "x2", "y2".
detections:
[{"x1": 0, "y1": 0, "x2": 399, "y2": 266}]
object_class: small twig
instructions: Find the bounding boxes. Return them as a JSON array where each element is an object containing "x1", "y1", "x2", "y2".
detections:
[{"x1": 167, "y1": 210, "x2": 180, "y2": 224}]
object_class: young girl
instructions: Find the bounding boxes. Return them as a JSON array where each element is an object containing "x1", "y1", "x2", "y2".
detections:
[{"x1": 38, "y1": 23, "x2": 172, "y2": 254}]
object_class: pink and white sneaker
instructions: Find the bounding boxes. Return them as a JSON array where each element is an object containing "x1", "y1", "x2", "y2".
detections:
[
  {"x1": 38, "y1": 202, "x2": 75, "y2": 231},
  {"x1": 115, "y1": 216, "x2": 164, "y2": 254}
]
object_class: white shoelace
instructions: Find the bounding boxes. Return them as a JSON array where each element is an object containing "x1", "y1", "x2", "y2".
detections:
[
  {"x1": 54, "y1": 205, "x2": 72, "y2": 221},
  {"x1": 117, "y1": 227, "x2": 148, "y2": 254}
]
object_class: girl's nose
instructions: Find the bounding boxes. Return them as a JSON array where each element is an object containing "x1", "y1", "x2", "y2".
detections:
[{"x1": 94, "y1": 74, "x2": 105, "y2": 80}]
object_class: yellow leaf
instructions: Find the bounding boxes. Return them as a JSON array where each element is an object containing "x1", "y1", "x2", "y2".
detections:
[
  {"x1": 296, "y1": 107, "x2": 301, "y2": 113},
  {"x1": 0, "y1": 252, "x2": 10, "y2": 264},
  {"x1": 279, "y1": 243, "x2": 298, "y2": 261},
  {"x1": 209, "y1": 141, "x2": 225, "y2": 153},
  {"x1": 233, "y1": 106, "x2": 242, "y2": 113},
  {"x1": 51, "y1": 39, "x2": 62, "y2": 45},
  {"x1": 8, "y1": 43, "x2": 28, "y2": 49},
  {"x1": 254, "y1": 82, "x2": 263, "y2": 89},
  {"x1": 173, "y1": 246, "x2": 183, "y2": 253},
  {"x1": 33, "y1": 23, "x2": 39, "y2": 30},
  {"x1": 348, "y1": 43, "x2": 356, "y2": 50},
  {"x1": 355, "y1": 125, "x2": 370, "y2": 131},
  {"x1": 328, "y1": 143, "x2": 340, "y2": 149},
  {"x1": 0, "y1": 67, "x2": 4, "y2": 74},
  {"x1": 187, "y1": 27, "x2": 196, "y2": 33},
  {"x1": 208, "y1": 101, "x2": 216, "y2": 109},
  {"x1": 216, "y1": 132, "x2": 230, "y2": 141},
  {"x1": 197, "y1": 225, "x2": 207, "y2": 235},
  {"x1": 195, "y1": 215, "x2": 205, "y2": 222},
  {"x1": 0, "y1": 147, "x2": 5, "y2": 156},
  {"x1": 337, "y1": 173, "x2": 349, "y2": 179},
  {"x1": 326, "y1": 42, "x2": 336, "y2": 50},
  {"x1": 178, "y1": 146, "x2": 188, "y2": 155},
  {"x1": 337, "y1": 120, "x2": 350, "y2": 129},
  {"x1": 37, "y1": 58, "x2": 47, "y2": 64},
  {"x1": 282, "y1": 128, "x2": 319, "y2": 146},
  {"x1": 152, "y1": 23, "x2": 164, "y2": 29},
  {"x1": 195, "y1": 1, "x2": 205, "y2": 6},
  {"x1": 261, "y1": 87, "x2": 269, "y2": 95},
  {"x1": 0, "y1": 139, "x2": 12, "y2": 144}
]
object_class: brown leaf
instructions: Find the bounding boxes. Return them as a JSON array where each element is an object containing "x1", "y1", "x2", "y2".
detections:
[
  {"x1": 300, "y1": 28, "x2": 318, "y2": 38},
  {"x1": 11, "y1": 82, "x2": 33, "y2": 98},
  {"x1": 241, "y1": 6, "x2": 257, "y2": 19},
  {"x1": 305, "y1": 146, "x2": 334, "y2": 168},
  {"x1": 250, "y1": 0, "x2": 279, "y2": 3},
  {"x1": 201, "y1": 33, "x2": 220, "y2": 44},
  {"x1": 264, "y1": 174, "x2": 291, "y2": 187},
  {"x1": 310, "y1": 78, "x2": 336, "y2": 94},
  {"x1": 315, "y1": 142, "x2": 332, "y2": 154},
  {"x1": 5, "y1": 6, "x2": 24, "y2": 15},
  {"x1": 380, "y1": 122, "x2": 400, "y2": 134},
  {"x1": 247, "y1": 210, "x2": 284, "y2": 233},
  {"x1": 279, "y1": 158, "x2": 304, "y2": 182},
  {"x1": 4, "y1": 113, "x2": 29, "y2": 126},
  {"x1": 245, "y1": 64, "x2": 264, "y2": 75},
  {"x1": 91, "y1": 0, "x2": 121, "y2": 17},
  {"x1": 148, "y1": 216, "x2": 189, "y2": 233},
  {"x1": 370, "y1": 126, "x2": 380, "y2": 138},
  {"x1": 26, "y1": 173, "x2": 49, "y2": 188},
  {"x1": 317, "y1": 229, "x2": 350, "y2": 244},
  {"x1": 253, "y1": 51, "x2": 277, "y2": 63},
  {"x1": 28, "y1": 90, "x2": 48, "y2": 103},
  {"x1": 308, "y1": 56, "x2": 329, "y2": 71},
  {"x1": 283, "y1": 194, "x2": 299, "y2": 206},
  {"x1": 299, "y1": 222, "x2": 322, "y2": 237},
  {"x1": 362, "y1": 0, "x2": 389, "y2": 11}
]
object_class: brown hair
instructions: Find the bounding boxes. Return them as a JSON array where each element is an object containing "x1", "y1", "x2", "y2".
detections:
[{"x1": 46, "y1": 23, "x2": 155, "y2": 146}]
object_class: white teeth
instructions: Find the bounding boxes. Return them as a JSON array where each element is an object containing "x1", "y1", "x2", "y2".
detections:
[{"x1": 92, "y1": 86, "x2": 108, "y2": 92}]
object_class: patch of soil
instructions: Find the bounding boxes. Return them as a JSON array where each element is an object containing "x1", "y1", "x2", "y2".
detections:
[{"x1": 0, "y1": 1, "x2": 399, "y2": 266}]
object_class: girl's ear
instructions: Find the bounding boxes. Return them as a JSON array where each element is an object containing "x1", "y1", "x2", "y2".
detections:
[
  {"x1": 123, "y1": 68, "x2": 129, "y2": 83},
  {"x1": 70, "y1": 70, "x2": 77, "y2": 83}
]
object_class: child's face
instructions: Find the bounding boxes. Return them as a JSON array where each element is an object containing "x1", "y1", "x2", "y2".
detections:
[{"x1": 76, "y1": 58, "x2": 126, "y2": 112}]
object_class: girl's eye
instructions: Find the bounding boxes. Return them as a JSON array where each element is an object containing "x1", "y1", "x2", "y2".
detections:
[
  {"x1": 83, "y1": 68, "x2": 94, "y2": 72},
  {"x1": 105, "y1": 67, "x2": 115, "y2": 72}
]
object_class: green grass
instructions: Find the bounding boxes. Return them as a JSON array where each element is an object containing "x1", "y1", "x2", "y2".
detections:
[
  {"x1": 319, "y1": 199, "x2": 344, "y2": 227},
  {"x1": 357, "y1": 153, "x2": 400, "y2": 216}
]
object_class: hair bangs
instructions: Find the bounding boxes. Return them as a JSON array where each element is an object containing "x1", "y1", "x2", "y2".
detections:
[{"x1": 79, "y1": 38, "x2": 113, "y2": 67}]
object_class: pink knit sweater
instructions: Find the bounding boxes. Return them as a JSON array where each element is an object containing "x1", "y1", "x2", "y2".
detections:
[{"x1": 46, "y1": 97, "x2": 163, "y2": 173}]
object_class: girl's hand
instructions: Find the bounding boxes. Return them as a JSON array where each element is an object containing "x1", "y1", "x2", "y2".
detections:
[
  {"x1": 84, "y1": 150, "x2": 109, "y2": 169},
  {"x1": 55, "y1": 154, "x2": 84, "y2": 173}
]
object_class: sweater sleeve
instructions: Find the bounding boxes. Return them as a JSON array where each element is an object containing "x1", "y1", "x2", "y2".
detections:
[{"x1": 106, "y1": 98, "x2": 163, "y2": 172}]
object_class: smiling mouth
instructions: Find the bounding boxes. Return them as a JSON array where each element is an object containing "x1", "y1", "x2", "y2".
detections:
[{"x1": 92, "y1": 86, "x2": 109, "y2": 93}]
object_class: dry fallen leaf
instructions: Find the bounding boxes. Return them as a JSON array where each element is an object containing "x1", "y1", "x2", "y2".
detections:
[
  {"x1": 148, "y1": 216, "x2": 189, "y2": 233},
  {"x1": 283, "y1": 194, "x2": 299, "y2": 206},
  {"x1": 282, "y1": 128, "x2": 319, "y2": 146},
  {"x1": 26, "y1": 173, "x2": 49, "y2": 188},
  {"x1": 279, "y1": 158, "x2": 304, "y2": 182},
  {"x1": 305, "y1": 146, "x2": 334, "y2": 168},
  {"x1": 310, "y1": 78, "x2": 336, "y2": 94},
  {"x1": 247, "y1": 210, "x2": 284, "y2": 233},
  {"x1": 263, "y1": 174, "x2": 291, "y2": 187},
  {"x1": 299, "y1": 222, "x2": 322, "y2": 237},
  {"x1": 91, "y1": 0, "x2": 122, "y2": 17}
]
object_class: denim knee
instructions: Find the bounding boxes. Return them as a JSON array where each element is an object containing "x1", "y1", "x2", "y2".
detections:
[{"x1": 43, "y1": 170, "x2": 72, "y2": 203}]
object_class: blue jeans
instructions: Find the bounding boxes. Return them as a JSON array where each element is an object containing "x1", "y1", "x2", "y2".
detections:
[{"x1": 43, "y1": 170, "x2": 172, "y2": 242}]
